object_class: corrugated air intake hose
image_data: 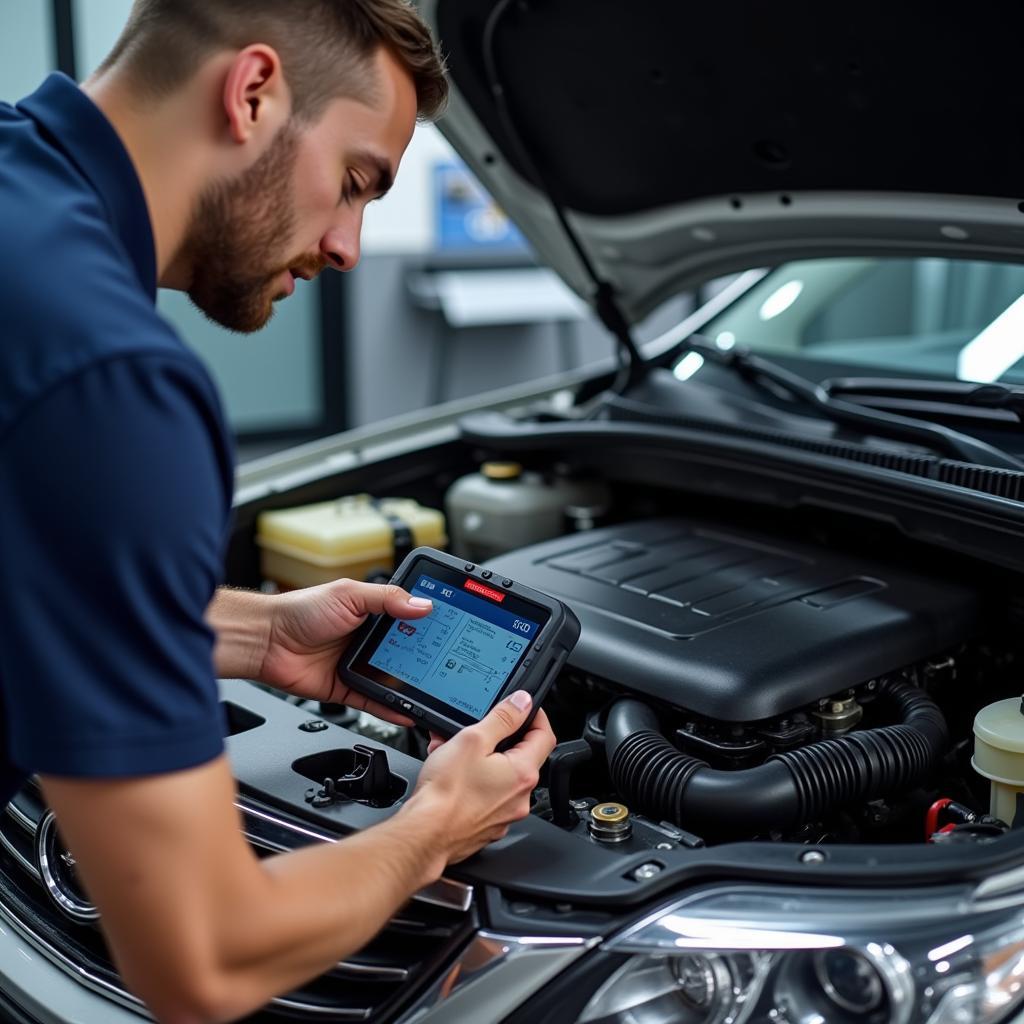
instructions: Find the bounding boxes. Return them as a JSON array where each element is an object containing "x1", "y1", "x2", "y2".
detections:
[{"x1": 605, "y1": 680, "x2": 948, "y2": 836}]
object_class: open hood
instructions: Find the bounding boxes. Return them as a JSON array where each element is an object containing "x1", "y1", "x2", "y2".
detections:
[{"x1": 422, "y1": 0, "x2": 1024, "y2": 325}]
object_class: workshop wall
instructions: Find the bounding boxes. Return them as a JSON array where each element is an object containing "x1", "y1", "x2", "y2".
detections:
[{"x1": 0, "y1": 5, "x2": 53, "y2": 102}]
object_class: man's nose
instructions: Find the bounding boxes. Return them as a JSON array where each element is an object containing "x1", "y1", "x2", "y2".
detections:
[{"x1": 320, "y1": 213, "x2": 362, "y2": 272}]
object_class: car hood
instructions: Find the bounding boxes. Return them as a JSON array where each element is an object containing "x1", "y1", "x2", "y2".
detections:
[{"x1": 422, "y1": 0, "x2": 1024, "y2": 325}]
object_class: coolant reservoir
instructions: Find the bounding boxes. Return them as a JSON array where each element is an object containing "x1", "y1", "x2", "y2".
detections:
[
  {"x1": 257, "y1": 495, "x2": 446, "y2": 589},
  {"x1": 973, "y1": 697, "x2": 1024, "y2": 826},
  {"x1": 445, "y1": 462, "x2": 608, "y2": 561}
]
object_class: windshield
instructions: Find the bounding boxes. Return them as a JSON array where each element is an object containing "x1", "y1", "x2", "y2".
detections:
[{"x1": 700, "y1": 258, "x2": 1024, "y2": 385}]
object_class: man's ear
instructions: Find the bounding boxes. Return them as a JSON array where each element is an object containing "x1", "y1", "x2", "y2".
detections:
[{"x1": 221, "y1": 44, "x2": 290, "y2": 145}]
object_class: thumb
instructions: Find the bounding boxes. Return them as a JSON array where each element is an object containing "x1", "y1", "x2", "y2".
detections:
[
  {"x1": 471, "y1": 690, "x2": 532, "y2": 748},
  {"x1": 331, "y1": 580, "x2": 434, "y2": 622}
]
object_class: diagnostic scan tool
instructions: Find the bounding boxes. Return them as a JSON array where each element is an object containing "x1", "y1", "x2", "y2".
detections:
[{"x1": 338, "y1": 548, "x2": 580, "y2": 741}]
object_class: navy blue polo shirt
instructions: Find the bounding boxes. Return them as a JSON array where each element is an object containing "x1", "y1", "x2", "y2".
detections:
[{"x1": 0, "y1": 74, "x2": 233, "y2": 806}]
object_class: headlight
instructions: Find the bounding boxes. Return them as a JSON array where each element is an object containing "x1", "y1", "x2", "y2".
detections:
[{"x1": 576, "y1": 883, "x2": 1024, "y2": 1024}]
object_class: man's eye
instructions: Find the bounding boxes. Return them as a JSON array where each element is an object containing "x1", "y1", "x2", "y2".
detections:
[{"x1": 341, "y1": 174, "x2": 363, "y2": 204}]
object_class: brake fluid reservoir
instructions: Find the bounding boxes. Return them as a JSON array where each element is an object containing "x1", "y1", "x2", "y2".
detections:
[
  {"x1": 445, "y1": 462, "x2": 608, "y2": 562},
  {"x1": 973, "y1": 697, "x2": 1024, "y2": 825}
]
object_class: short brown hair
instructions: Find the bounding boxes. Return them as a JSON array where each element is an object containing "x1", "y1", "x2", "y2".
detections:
[{"x1": 99, "y1": 0, "x2": 448, "y2": 122}]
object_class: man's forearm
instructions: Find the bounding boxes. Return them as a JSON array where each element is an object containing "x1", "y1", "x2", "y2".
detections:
[
  {"x1": 208, "y1": 801, "x2": 447, "y2": 1020},
  {"x1": 42, "y1": 694, "x2": 548, "y2": 1023},
  {"x1": 206, "y1": 587, "x2": 273, "y2": 681},
  {"x1": 42, "y1": 761, "x2": 450, "y2": 1024}
]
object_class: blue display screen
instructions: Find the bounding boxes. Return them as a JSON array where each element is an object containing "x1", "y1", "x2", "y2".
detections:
[{"x1": 367, "y1": 574, "x2": 541, "y2": 719}]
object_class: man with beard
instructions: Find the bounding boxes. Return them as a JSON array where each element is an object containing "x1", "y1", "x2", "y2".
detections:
[{"x1": 0, "y1": 2, "x2": 557, "y2": 1021}]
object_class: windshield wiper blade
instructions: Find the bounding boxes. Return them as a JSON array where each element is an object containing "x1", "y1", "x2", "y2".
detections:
[
  {"x1": 822, "y1": 377, "x2": 1024, "y2": 425},
  {"x1": 682, "y1": 337, "x2": 1024, "y2": 471}
]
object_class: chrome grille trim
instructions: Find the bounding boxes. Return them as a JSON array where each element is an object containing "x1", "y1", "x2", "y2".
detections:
[
  {"x1": 0, "y1": 791, "x2": 474, "y2": 1020},
  {"x1": 0, "y1": 829, "x2": 39, "y2": 883},
  {"x1": 409, "y1": 877, "x2": 475, "y2": 915},
  {"x1": 271, "y1": 998, "x2": 371, "y2": 1020},
  {"x1": 331, "y1": 960, "x2": 410, "y2": 982},
  {"x1": 0, "y1": 802, "x2": 40, "y2": 880},
  {"x1": 238, "y1": 800, "x2": 335, "y2": 851},
  {"x1": 0, "y1": 897, "x2": 375, "y2": 1021},
  {"x1": 5, "y1": 802, "x2": 37, "y2": 836},
  {"x1": 0, "y1": 896, "x2": 150, "y2": 1020}
]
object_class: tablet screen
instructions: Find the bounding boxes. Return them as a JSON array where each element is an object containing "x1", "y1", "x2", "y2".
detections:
[{"x1": 366, "y1": 573, "x2": 542, "y2": 719}]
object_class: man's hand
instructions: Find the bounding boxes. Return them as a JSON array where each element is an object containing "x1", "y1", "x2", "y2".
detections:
[
  {"x1": 402, "y1": 690, "x2": 558, "y2": 865},
  {"x1": 258, "y1": 579, "x2": 433, "y2": 724},
  {"x1": 207, "y1": 581, "x2": 433, "y2": 723}
]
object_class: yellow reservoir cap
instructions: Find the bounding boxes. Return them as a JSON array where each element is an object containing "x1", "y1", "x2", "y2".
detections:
[
  {"x1": 591, "y1": 802, "x2": 629, "y2": 825},
  {"x1": 481, "y1": 461, "x2": 523, "y2": 481}
]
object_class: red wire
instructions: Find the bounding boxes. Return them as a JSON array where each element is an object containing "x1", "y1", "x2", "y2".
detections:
[{"x1": 926, "y1": 798, "x2": 953, "y2": 840}]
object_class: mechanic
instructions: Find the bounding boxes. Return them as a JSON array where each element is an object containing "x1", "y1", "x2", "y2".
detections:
[{"x1": 0, "y1": 2, "x2": 556, "y2": 1022}]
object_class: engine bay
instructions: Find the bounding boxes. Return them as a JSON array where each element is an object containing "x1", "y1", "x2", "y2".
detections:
[
  {"x1": 230, "y1": 452, "x2": 1024, "y2": 866},
  {"x1": 485, "y1": 517, "x2": 990, "y2": 847}
]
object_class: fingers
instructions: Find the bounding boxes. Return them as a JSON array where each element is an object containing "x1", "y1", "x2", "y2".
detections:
[
  {"x1": 504, "y1": 708, "x2": 557, "y2": 768},
  {"x1": 332, "y1": 579, "x2": 433, "y2": 622},
  {"x1": 332, "y1": 683, "x2": 414, "y2": 727},
  {"x1": 426, "y1": 706, "x2": 554, "y2": 761},
  {"x1": 357, "y1": 697, "x2": 415, "y2": 728},
  {"x1": 468, "y1": 690, "x2": 533, "y2": 749},
  {"x1": 501, "y1": 708, "x2": 557, "y2": 778}
]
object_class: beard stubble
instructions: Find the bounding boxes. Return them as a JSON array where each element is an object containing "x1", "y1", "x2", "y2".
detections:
[{"x1": 181, "y1": 124, "x2": 304, "y2": 334}]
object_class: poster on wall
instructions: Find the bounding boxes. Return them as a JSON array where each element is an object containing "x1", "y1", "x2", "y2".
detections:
[{"x1": 434, "y1": 160, "x2": 529, "y2": 254}]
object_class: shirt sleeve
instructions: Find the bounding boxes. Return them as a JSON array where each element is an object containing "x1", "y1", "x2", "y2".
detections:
[{"x1": 0, "y1": 353, "x2": 232, "y2": 779}]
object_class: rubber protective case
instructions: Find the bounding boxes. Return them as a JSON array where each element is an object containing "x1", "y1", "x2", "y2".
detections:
[{"x1": 337, "y1": 547, "x2": 581, "y2": 742}]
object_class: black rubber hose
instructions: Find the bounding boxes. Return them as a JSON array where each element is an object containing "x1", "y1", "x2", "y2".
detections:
[{"x1": 605, "y1": 680, "x2": 948, "y2": 836}]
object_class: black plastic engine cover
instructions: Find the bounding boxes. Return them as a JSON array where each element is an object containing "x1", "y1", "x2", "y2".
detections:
[{"x1": 485, "y1": 519, "x2": 978, "y2": 722}]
